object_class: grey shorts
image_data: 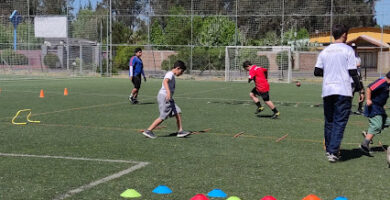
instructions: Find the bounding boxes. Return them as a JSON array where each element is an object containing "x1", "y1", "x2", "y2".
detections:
[{"x1": 157, "y1": 93, "x2": 181, "y2": 120}]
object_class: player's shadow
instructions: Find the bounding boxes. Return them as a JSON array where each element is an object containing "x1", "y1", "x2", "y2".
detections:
[
  {"x1": 160, "y1": 132, "x2": 192, "y2": 138},
  {"x1": 338, "y1": 149, "x2": 366, "y2": 161},
  {"x1": 256, "y1": 114, "x2": 274, "y2": 118},
  {"x1": 339, "y1": 145, "x2": 388, "y2": 161},
  {"x1": 208, "y1": 101, "x2": 249, "y2": 105},
  {"x1": 137, "y1": 102, "x2": 155, "y2": 105}
]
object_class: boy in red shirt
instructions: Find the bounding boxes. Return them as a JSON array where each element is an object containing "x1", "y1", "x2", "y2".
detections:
[{"x1": 243, "y1": 61, "x2": 280, "y2": 119}]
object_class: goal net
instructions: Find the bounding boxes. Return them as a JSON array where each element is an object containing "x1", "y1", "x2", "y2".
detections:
[{"x1": 225, "y1": 46, "x2": 292, "y2": 83}]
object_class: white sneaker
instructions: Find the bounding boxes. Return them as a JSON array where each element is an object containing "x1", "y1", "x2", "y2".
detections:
[
  {"x1": 326, "y1": 153, "x2": 339, "y2": 163},
  {"x1": 387, "y1": 147, "x2": 390, "y2": 167}
]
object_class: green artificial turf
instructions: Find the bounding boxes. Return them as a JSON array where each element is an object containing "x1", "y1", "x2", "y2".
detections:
[{"x1": 1, "y1": 77, "x2": 389, "y2": 200}]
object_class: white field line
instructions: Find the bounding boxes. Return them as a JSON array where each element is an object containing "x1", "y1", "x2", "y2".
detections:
[{"x1": 0, "y1": 153, "x2": 149, "y2": 200}]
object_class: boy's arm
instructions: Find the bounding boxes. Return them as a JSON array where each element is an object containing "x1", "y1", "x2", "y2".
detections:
[
  {"x1": 365, "y1": 87, "x2": 372, "y2": 106},
  {"x1": 141, "y1": 68, "x2": 146, "y2": 82},
  {"x1": 163, "y1": 78, "x2": 171, "y2": 101},
  {"x1": 129, "y1": 58, "x2": 134, "y2": 80},
  {"x1": 314, "y1": 53, "x2": 323, "y2": 77},
  {"x1": 349, "y1": 69, "x2": 362, "y2": 91}
]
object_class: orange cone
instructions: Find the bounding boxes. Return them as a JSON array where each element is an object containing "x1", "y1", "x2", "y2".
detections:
[
  {"x1": 64, "y1": 88, "x2": 68, "y2": 96},
  {"x1": 39, "y1": 89, "x2": 45, "y2": 98}
]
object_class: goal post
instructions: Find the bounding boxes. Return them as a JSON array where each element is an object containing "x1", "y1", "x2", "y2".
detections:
[{"x1": 225, "y1": 46, "x2": 292, "y2": 83}]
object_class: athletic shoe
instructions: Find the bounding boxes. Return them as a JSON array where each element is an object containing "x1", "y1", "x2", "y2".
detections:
[
  {"x1": 326, "y1": 153, "x2": 339, "y2": 163},
  {"x1": 254, "y1": 106, "x2": 264, "y2": 114},
  {"x1": 359, "y1": 143, "x2": 371, "y2": 154},
  {"x1": 271, "y1": 112, "x2": 280, "y2": 119},
  {"x1": 361, "y1": 131, "x2": 373, "y2": 144},
  {"x1": 354, "y1": 110, "x2": 363, "y2": 115},
  {"x1": 387, "y1": 147, "x2": 390, "y2": 167},
  {"x1": 177, "y1": 130, "x2": 191, "y2": 138},
  {"x1": 142, "y1": 130, "x2": 157, "y2": 139}
]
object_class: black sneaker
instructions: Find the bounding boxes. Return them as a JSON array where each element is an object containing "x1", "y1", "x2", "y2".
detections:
[
  {"x1": 177, "y1": 130, "x2": 191, "y2": 138},
  {"x1": 142, "y1": 130, "x2": 157, "y2": 139},
  {"x1": 254, "y1": 106, "x2": 264, "y2": 114},
  {"x1": 354, "y1": 110, "x2": 363, "y2": 115},
  {"x1": 359, "y1": 143, "x2": 371, "y2": 154},
  {"x1": 361, "y1": 131, "x2": 373, "y2": 144},
  {"x1": 271, "y1": 111, "x2": 280, "y2": 119}
]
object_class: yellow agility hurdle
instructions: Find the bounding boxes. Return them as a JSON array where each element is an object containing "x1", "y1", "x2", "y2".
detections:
[{"x1": 12, "y1": 109, "x2": 40, "y2": 125}]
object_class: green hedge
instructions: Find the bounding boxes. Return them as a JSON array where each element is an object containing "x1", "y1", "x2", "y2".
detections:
[
  {"x1": 44, "y1": 53, "x2": 60, "y2": 68},
  {"x1": 0, "y1": 49, "x2": 28, "y2": 65}
]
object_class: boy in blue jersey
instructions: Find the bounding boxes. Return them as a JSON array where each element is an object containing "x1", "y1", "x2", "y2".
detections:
[
  {"x1": 360, "y1": 71, "x2": 390, "y2": 154},
  {"x1": 129, "y1": 48, "x2": 146, "y2": 104}
]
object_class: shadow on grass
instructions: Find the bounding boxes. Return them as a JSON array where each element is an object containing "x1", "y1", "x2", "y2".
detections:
[
  {"x1": 339, "y1": 148, "x2": 366, "y2": 161},
  {"x1": 339, "y1": 145, "x2": 388, "y2": 161},
  {"x1": 256, "y1": 114, "x2": 274, "y2": 118},
  {"x1": 137, "y1": 102, "x2": 156, "y2": 105},
  {"x1": 207, "y1": 101, "x2": 250, "y2": 105}
]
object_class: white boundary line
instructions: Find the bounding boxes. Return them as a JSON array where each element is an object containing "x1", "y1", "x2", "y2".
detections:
[{"x1": 0, "y1": 153, "x2": 149, "y2": 200}]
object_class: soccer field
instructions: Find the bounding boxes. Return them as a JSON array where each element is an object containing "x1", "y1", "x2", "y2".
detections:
[{"x1": 1, "y1": 77, "x2": 389, "y2": 200}]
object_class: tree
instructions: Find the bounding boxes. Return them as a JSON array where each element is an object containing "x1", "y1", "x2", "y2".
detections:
[{"x1": 72, "y1": 9, "x2": 98, "y2": 41}]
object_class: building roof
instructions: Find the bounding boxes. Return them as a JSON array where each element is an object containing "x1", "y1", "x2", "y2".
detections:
[
  {"x1": 347, "y1": 35, "x2": 389, "y2": 48},
  {"x1": 310, "y1": 27, "x2": 390, "y2": 44}
]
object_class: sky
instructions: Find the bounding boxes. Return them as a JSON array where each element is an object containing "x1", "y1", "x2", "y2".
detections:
[
  {"x1": 71, "y1": 0, "x2": 390, "y2": 26},
  {"x1": 375, "y1": 0, "x2": 390, "y2": 26}
]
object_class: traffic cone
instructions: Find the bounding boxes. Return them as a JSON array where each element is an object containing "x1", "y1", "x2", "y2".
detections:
[
  {"x1": 64, "y1": 88, "x2": 68, "y2": 96},
  {"x1": 39, "y1": 89, "x2": 44, "y2": 98}
]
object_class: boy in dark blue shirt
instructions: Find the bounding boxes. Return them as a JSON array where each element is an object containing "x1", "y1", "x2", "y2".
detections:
[
  {"x1": 360, "y1": 71, "x2": 390, "y2": 154},
  {"x1": 129, "y1": 48, "x2": 146, "y2": 104}
]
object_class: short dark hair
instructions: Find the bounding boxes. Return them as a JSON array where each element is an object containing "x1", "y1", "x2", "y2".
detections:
[
  {"x1": 173, "y1": 60, "x2": 186, "y2": 71},
  {"x1": 134, "y1": 48, "x2": 142, "y2": 54},
  {"x1": 242, "y1": 61, "x2": 252, "y2": 68},
  {"x1": 332, "y1": 24, "x2": 349, "y2": 40},
  {"x1": 386, "y1": 71, "x2": 390, "y2": 79}
]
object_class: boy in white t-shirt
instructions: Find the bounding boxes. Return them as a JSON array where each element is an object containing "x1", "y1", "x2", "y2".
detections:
[
  {"x1": 314, "y1": 24, "x2": 362, "y2": 162},
  {"x1": 142, "y1": 60, "x2": 191, "y2": 139}
]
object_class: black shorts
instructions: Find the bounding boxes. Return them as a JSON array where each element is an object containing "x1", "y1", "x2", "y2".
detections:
[
  {"x1": 132, "y1": 75, "x2": 142, "y2": 89},
  {"x1": 251, "y1": 88, "x2": 270, "y2": 101}
]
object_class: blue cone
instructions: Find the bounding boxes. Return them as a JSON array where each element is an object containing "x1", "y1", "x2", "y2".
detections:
[
  {"x1": 152, "y1": 185, "x2": 172, "y2": 194},
  {"x1": 207, "y1": 188, "x2": 227, "y2": 198},
  {"x1": 334, "y1": 197, "x2": 348, "y2": 200}
]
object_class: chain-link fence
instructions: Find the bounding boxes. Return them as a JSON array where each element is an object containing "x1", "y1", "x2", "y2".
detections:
[{"x1": 0, "y1": 0, "x2": 389, "y2": 81}]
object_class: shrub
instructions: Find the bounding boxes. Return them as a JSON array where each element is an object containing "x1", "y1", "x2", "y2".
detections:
[
  {"x1": 113, "y1": 46, "x2": 137, "y2": 70},
  {"x1": 0, "y1": 49, "x2": 28, "y2": 65},
  {"x1": 44, "y1": 53, "x2": 60, "y2": 68}
]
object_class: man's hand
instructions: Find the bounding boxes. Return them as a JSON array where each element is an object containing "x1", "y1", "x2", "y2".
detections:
[
  {"x1": 165, "y1": 93, "x2": 171, "y2": 102},
  {"x1": 130, "y1": 76, "x2": 133, "y2": 81},
  {"x1": 143, "y1": 76, "x2": 147, "y2": 82},
  {"x1": 366, "y1": 99, "x2": 372, "y2": 106}
]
